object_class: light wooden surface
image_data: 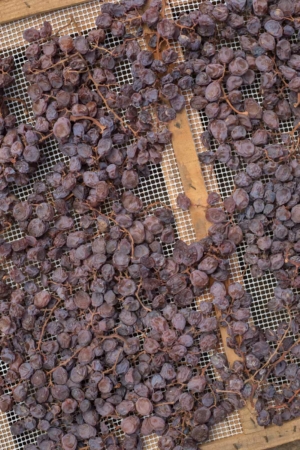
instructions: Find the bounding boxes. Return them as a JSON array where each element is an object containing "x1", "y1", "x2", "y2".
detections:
[
  {"x1": 168, "y1": 110, "x2": 209, "y2": 240},
  {"x1": 0, "y1": 0, "x2": 92, "y2": 24},
  {"x1": 1, "y1": 1, "x2": 300, "y2": 449}
]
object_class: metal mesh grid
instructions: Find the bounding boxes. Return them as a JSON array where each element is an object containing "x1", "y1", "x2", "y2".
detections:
[{"x1": 0, "y1": 0, "x2": 248, "y2": 448}]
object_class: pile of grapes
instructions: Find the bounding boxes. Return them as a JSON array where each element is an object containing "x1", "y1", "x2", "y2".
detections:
[
  {"x1": 0, "y1": 55, "x2": 42, "y2": 199},
  {"x1": 0, "y1": 0, "x2": 300, "y2": 449}
]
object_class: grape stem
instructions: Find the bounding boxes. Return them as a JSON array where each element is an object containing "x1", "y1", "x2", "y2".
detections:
[
  {"x1": 29, "y1": 54, "x2": 75, "y2": 74},
  {"x1": 98, "y1": 333, "x2": 127, "y2": 343},
  {"x1": 161, "y1": 0, "x2": 167, "y2": 18},
  {"x1": 70, "y1": 114, "x2": 106, "y2": 132},
  {"x1": 136, "y1": 282, "x2": 152, "y2": 312},
  {"x1": 87, "y1": 72, "x2": 138, "y2": 137},
  {"x1": 294, "y1": 93, "x2": 300, "y2": 108},
  {"x1": 47, "y1": 346, "x2": 83, "y2": 375},
  {"x1": 2, "y1": 96, "x2": 29, "y2": 116},
  {"x1": 54, "y1": 17, "x2": 75, "y2": 36},
  {"x1": 69, "y1": 14, "x2": 82, "y2": 36},
  {"x1": 139, "y1": 200, "x2": 172, "y2": 216},
  {"x1": 102, "y1": 348, "x2": 123, "y2": 375},
  {"x1": 85, "y1": 203, "x2": 136, "y2": 258},
  {"x1": 39, "y1": 132, "x2": 53, "y2": 143},
  {"x1": 37, "y1": 298, "x2": 61, "y2": 352},
  {"x1": 289, "y1": 121, "x2": 300, "y2": 137},
  {"x1": 221, "y1": 86, "x2": 248, "y2": 116},
  {"x1": 0, "y1": 221, "x2": 12, "y2": 234},
  {"x1": 267, "y1": 387, "x2": 300, "y2": 411},
  {"x1": 245, "y1": 307, "x2": 292, "y2": 384}
]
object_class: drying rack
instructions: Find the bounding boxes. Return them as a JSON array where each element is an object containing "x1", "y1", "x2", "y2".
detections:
[{"x1": 0, "y1": 1, "x2": 300, "y2": 449}]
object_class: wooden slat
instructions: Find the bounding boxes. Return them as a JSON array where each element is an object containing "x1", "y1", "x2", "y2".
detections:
[
  {"x1": 169, "y1": 110, "x2": 242, "y2": 363},
  {"x1": 239, "y1": 406, "x2": 260, "y2": 435},
  {"x1": 0, "y1": 0, "x2": 91, "y2": 24},
  {"x1": 168, "y1": 104, "x2": 260, "y2": 438},
  {"x1": 168, "y1": 111, "x2": 209, "y2": 240},
  {"x1": 164, "y1": 30, "x2": 252, "y2": 440}
]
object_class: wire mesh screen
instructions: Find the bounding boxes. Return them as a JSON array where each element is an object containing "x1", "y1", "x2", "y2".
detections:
[{"x1": 0, "y1": 0, "x2": 248, "y2": 448}]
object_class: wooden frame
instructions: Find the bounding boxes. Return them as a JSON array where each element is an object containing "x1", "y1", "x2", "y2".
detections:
[{"x1": 0, "y1": 1, "x2": 299, "y2": 449}]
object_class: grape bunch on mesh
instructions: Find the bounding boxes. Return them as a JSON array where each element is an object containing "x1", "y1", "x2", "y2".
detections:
[
  {"x1": 0, "y1": 55, "x2": 42, "y2": 204},
  {"x1": 0, "y1": 0, "x2": 300, "y2": 449}
]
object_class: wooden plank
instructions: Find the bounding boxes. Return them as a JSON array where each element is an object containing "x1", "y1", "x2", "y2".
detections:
[
  {"x1": 203, "y1": 417, "x2": 300, "y2": 450},
  {"x1": 0, "y1": 0, "x2": 91, "y2": 24},
  {"x1": 167, "y1": 101, "x2": 269, "y2": 443},
  {"x1": 168, "y1": 110, "x2": 210, "y2": 241},
  {"x1": 164, "y1": 24, "x2": 251, "y2": 440},
  {"x1": 156, "y1": 10, "x2": 247, "y2": 435},
  {"x1": 168, "y1": 97, "x2": 242, "y2": 365},
  {"x1": 239, "y1": 406, "x2": 260, "y2": 435}
]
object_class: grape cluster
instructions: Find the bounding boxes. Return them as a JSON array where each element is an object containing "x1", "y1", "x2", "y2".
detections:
[
  {"x1": 22, "y1": 15, "x2": 177, "y2": 194},
  {"x1": 0, "y1": 0, "x2": 300, "y2": 448},
  {"x1": 187, "y1": 0, "x2": 300, "y2": 428},
  {"x1": 0, "y1": 56, "x2": 43, "y2": 198},
  {"x1": 0, "y1": 181, "x2": 246, "y2": 449},
  {"x1": 193, "y1": 0, "x2": 300, "y2": 284},
  {"x1": 0, "y1": 56, "x2": 15, "y2": 93}
]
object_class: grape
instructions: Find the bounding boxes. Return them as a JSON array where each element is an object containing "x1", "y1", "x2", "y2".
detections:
[
  {"x1": 149, "y1": 415, "x2": 166, "y2": 432},
  {"x1": 23, "y1": 28, "x2": 40, "y2": 42},
  {"x1": 252, "y1": 0, "x2": 267, "y2": 15},
  {"x1": 136, "y1": 397, "x2": 153, "y2": 415},
  {"x1": 229, "y1": 57, "x2": 249, "y2": 76},
  {"x1": 187, "y1": 375, "x2": 206, "y2": 393},
  {"x1": 233, "y1": 140, "x2": 255, "y2": 158},
  {"x1": 233, "y1": 189, "x2": 249, "y2": 210},
  {"x1": 191, "y1": 425, "x2": 209, "y2": 443},
  {"x1": 231, "y1": 125, "x2": 247, "y2": 140},
  {"x1": 206, "y1": 208, "x2": 226, "y2": 224},
  {"x1": 61, "y1": 434, "x2": 77, "y2": 450},
  {"x1": 262, "y1": 110, "x2": 279, "y2": 129},
  {"x1": 53, "y1": 118, "x2": 71, "y2": 141},
  {"x1": 13, "y1": 202, "x2": 32, "y2": 221},
  {"x1": 218, "y1": 47, "x2": 233, "y2": 65},
  {"x1": 176, "y1": 193, "x2": 191, "y2": 211},
  {"x1": 121, "y1": 416, "x2": 140, "y2": 434},
  {"x1": 209, "y1": 119, "x2": 228, "y2": 142},
  {"x1": 190, "y1": 96, "x2": 208, "y2": 110},
  {"x1": 59, "y1": 36, "x2": 74, "y2": 53},
  {"x1": 189, "y1": 270, "x2": 209, "y2": 288},
  {"x1": 277, "y1": 40, "x2": 291, "y2": 62},
  {"x1": 0, "y1": 395, "x2": 13, "y2": 412},
  {"x1": 291, "y1": 205, "x2": 300, "y2": 223},
  {"x1": 205, "y1": 81, "x2": 222, "y2": 102},
  {"x1": 264, "y1": 20, "x2": 283, "y2": 38},
  {"x1": 34, "y1": 291, "x2": 51, "y2": 309}
]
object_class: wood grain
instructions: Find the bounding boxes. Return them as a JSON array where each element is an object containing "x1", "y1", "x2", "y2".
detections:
[
  {"x1": 0, "y1": 0, "x2": 91, "y2": 24},
  {"x1": 168, "y1": 108, "x2": 243, "y2": 360},
  {"x1": 168, "y1": 110, "x2": 209, "y2": 240}
]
